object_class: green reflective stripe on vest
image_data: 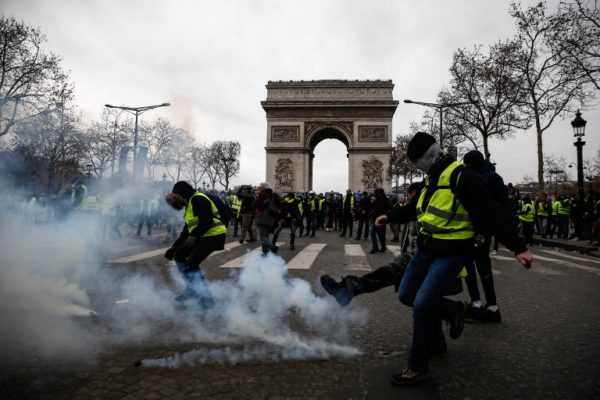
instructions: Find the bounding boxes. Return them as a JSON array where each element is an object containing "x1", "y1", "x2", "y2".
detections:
[
  {"x1": 558, "y1": 199, "x2": 571, "y2": 215},
  {"x1": 184, "y1": 192, "x2": 227, "y2": 237},
  {"x1": 416, "y1": 161, "x2": 474, "y2": 240}
]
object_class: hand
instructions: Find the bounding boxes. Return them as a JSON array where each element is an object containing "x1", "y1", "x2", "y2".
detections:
[
  {"x1": 375, "y1": 215, "x2": 388, "y2": 228},
  {"x1": 165, "y1": 247, "x2": 175, "y2": 260},
  {"x1": 515, "y1": 250, "x2": 533, "y2": 269}
]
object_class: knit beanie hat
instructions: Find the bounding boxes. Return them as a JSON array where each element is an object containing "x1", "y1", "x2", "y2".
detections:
[
  {"x1": 407, "y1": 132, "x2": 437, "y2": 161},
  {"x1": 463, "y1": 150, "x2": 485, "y2": 169}
]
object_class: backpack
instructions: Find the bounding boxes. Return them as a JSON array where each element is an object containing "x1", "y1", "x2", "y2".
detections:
[{"x1": 205, "y1": 193, "x2": 234, "y2": 227}]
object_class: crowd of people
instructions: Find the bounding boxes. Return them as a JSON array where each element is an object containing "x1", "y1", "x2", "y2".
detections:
[{"x1": 14, "y1": 130, "x2": 598, "y2": 387}]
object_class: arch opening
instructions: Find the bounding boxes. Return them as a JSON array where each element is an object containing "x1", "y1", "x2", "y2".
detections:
[{"x1": 310, "y1": 129, "x2": 349, "y2": 193}]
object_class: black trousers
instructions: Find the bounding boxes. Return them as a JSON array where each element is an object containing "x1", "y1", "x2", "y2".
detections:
[
  {"x1": 464, "y1": 235, "x2": 497, "y2": 306},
  {"x1": 173, "y1": 234, "x2": 225, "y2": 272}
]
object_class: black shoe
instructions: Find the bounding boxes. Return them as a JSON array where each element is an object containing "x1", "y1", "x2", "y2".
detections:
[
  {"x1": 247, "y1": 238, "x2": 257, "y2": 243},
  {"x1": 320, "y1": 275, "x2": 353, "y2": 306},
  {"x1": 238, "y1": 239, "x2": 244, "y2": 244},
  {"x1": 369, "y1": 248, "x2": 379, "y2": 254},
  {"x1": 379, "y1": 246, "x2": 386, "y2": 253},
  {"x1": 390, "y1": 369, "x2": 432, "y2": 386},
  {"x1": 465, "y1": 303, "x2": 483, "y2": 320},
  {"x1": 449, "y1": 301, "x2": 468, "y2": 339},
  {"x1": 290, "y1": 245, "x2": 295, "y2": 251},
  {"x1": 270, "y1": 245, "x2": 279, "y2": 254},
  {"x1": 483, "y1": 307, "x2": 502, "y2": 322}
]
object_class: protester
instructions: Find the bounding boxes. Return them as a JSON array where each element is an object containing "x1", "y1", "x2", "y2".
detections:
[
  {"x1": 253, "y1": 186, "x2": 280, "y2": 254},
  {"x1": 375, "y1": 132, "x2": 532, "y2": 386},
  {"x1": 163, "y1": 181, "x2": 226, "y2": 308}
]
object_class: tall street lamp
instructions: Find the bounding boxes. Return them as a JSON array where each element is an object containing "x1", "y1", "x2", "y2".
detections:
[
  {"x1": 403, "y1": 99, "x2": 471, "y2": 148},
  {"x1": 548, "y1": 168, "x2": 564, "y2": 197},
  {"x1": 571, "y1": 110, "x2": 587, "y2": 204},
  {"x1": 104, "y1": 102, "x2": 170, "y2": 169}
]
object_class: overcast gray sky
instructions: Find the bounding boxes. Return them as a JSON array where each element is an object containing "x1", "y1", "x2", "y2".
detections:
[{"x1": 4, "y1": 0, "x2": 599, "y2": 192}]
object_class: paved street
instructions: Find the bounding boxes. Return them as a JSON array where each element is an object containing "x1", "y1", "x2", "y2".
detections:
[{"x1": 1, "y1": 228, "x2": 600, "y2": 400}]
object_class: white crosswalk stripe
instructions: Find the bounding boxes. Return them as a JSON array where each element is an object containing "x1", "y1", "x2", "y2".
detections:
[
  {"x1": 219, "y1": 247, "x2": 262, "y2": 268},
  {"x1": 498, "y1": 247, "x2": 600, "y2": 276},
  {"x1": 286, "y1": 243, "x2": 327, "y2": 269},
  {"x1": 109, "y1": 241, "x2": 242, "y2": 264},
  {"x1": 537, "y1": 249, "x2": 600, "y2": 265},
  {"x1": 387, "y1": 245, "x2": 402, "y2": 257},
  {"x1": 343, "y1": 244, "x2": 371, "y2": 271}
]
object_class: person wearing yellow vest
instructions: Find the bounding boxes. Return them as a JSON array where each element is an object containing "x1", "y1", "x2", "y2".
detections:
[
  {"x1": 164, "y1": 181, "x2": 226, "y2": 306},
  {"x1": 339, "y1": 189, "x2": 356, "y2": 238},
  {"x1": 557, "y1": 194, "x2": 572, "y2": 239},
  {"x1": 374, "y1": 132, "x2": 532, "y2": 386},
  {"x1": 272, "y1": 192, "x2": 302, "y2": 250},
  {"x1": 228, "y1": 193, "x2": 242, "y2": 236},
  {"x1": 519, "y1": 196, "x2": 535, "y2": 244},
  {"x1": 534, "y1": 195, "x2": 551, "y2": 238},
  {"x1": 548, "y1": 196, "x2": 562, "y2": 239},
  {"x1": 321, "y1": 182, "x2": 465, "y2": 356}
]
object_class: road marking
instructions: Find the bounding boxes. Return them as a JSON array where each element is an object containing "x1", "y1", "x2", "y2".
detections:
[
  {"x1": 345, "y1": 244, "x2": 365, "y2": 257},
  {"x1": 343, "y1": 244, "x2": 371, "y2": 271},
  {"x1": 527, "y1": 254, "x2": 600, "y2": 276},
  {"x1": 220, "y1": 247, "x2": 262, "y2": 268},
  {"x1": 537, "y1": 249, "x2": 600, "y2": 265},
  {"x1": 109, "y1": 240, "x2": 242, "y2": 264},
  {"x1": 287, "y1": 244, "x2": 327, "y2": 269},
  {"x1": 387, "y1": 245, "x2": 402, "y2": 257},
  {"x1": 490, "y1": 255, "x2": 514, "y2": 261}
]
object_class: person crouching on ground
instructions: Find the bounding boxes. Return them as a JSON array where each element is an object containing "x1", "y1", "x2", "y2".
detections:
[{"x1": 164, "y1": 181, "x2": 226, "y2": 308}]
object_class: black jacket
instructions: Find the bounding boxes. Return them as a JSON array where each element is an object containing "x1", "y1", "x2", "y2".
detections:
[{"x1": 386, "y1": 155, "x2": 527, "y2": 256}]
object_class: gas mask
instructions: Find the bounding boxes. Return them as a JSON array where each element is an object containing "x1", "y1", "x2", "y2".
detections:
[{"x1": 414, "y1": 143, "x2": 443, "y2": 174}]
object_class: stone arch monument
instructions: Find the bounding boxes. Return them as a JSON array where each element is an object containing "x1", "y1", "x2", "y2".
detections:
[{"x1": 261, "y1": 80, "x2": 398, "y2": 192}]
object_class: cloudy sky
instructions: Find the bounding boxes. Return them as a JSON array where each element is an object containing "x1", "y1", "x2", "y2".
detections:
[{"x1": 4, "y1": 0, "x2": 599, "y2": 192}]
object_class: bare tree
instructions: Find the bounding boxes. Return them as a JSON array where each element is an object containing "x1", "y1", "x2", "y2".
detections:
[
  {"x1": 138, "y1": 117, "x2": 175, "y2": 179},
  {"x1": 79, "y1": 109, "x2": 130, "y2": 178},
  {"x1": 163, "y1": 127, "x2": 192, "y2": 183},
  {"x1": 181, "y1": 143, "x2": 205, "y2": 189},
  {"x1": 443, "y1": 40, "x2": 530, "y2": 160},
  {"x1": 212, "y1": 140, "x2": 241, "y2": 191},
  {"x1": 553, "y1": 0, "x2": 600, "y2": 90},
  {"x1": 510, "y1": 2, "x2": 595, "y2": 191},
  {"x1": 12, "y1": 92, "x2": 82, "y2": 192},
  {"x1": 0, "y1": 17, "x2": 66, "y2": 138},
  {"x1": 388, "y1": 135, "x2": 422, "y2": 188},
  {"x1": 201, "y1": 143, "x2": 221, "y2": 190}
]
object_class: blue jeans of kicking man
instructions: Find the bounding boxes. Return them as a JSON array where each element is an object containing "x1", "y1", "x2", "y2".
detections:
[{"x1": 399, "y1": 248, "x2": 467, "y2": 373}]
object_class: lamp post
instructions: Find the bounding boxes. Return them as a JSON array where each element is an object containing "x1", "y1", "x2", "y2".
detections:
[
  {"x1": 548, "y1": 169, "x2": 564, "y2": 198},
  {"x1": 202, "y1": 180, "x2": 207, "y2": 192},
  {"x1": 571, "y1": 110, "x2": 587, "y2": 205},
  {"x1": 403, "y1": 99, "x2": 471, "y2": 147},
  {"x1": 104, "y1": 102, "x2": 170, "y2": 169}
]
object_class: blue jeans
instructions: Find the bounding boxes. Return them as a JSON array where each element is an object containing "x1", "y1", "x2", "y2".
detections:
[
  {"x1": 259, "y1": 225, "x2": 274, "y2": 253},
  {"x1": 370, "y1": 223, "x2": 386, "y2": 249},
  {"x1": 398, "y1": 249, "x2": 467, "y2": 373}
]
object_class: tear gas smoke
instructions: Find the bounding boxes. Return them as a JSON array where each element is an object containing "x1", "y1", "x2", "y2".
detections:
[{"x1": 0, "y1": 172, "x2": 366, "y2": 365}]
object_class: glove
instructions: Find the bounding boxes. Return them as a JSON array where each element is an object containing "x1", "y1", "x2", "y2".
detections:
[{"x1": 165, "y1": 247, "x2": 175, "y2": 260}]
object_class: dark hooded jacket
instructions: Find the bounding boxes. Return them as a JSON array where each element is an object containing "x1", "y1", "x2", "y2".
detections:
[{"x1": 386, "y1": 155, "x2": 527, "y2": 256}]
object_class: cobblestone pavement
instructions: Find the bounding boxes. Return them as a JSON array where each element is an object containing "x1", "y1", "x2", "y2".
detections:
[{"x1": 1, "y1": 229, "x2": 599, "y2": 400}]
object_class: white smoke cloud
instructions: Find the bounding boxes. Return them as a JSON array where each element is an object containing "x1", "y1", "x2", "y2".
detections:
[{"x1": 0, "y1": 199, "x2": 366, "y2": 366}]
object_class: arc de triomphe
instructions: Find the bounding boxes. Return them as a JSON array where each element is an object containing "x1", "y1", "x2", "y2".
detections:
[{"x1": 261, "y1": 80, "x2": 398, "y2": 192}]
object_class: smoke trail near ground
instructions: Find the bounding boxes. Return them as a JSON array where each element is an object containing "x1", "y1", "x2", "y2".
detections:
[{"x1": 0, "y1": 199, "x2": 366, "y2": 365}]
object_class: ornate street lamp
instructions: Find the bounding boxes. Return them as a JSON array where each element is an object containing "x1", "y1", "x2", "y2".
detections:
[{"x1": 571, "y1": 110, "x2": 587, "y2": 204}]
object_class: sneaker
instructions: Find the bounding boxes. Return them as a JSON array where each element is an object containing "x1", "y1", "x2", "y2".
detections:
[
  {"x1": 320, "y1": 275, "x2": 353, "y2": 306},
  {"x1": 483, "y1": 307, "x2": 502, "y2": 322},
  {"x1": 239, "y1": 239, "x2": 244, "y2": 244},
  {"x1": 379, "y1": 246, "x2": 387, "y2": 253},
  {"x1": 449, "y1": 301, "x2": 468, "y2": 339},
  {"x1": 390, "y1": 368, "x2": 432, "y2": 386},
  {"x1": 369, "y1": 248, "x2": 379, "y2": 254},
  {"x1": 270, "y1": 245, "x2": 279, "y2": 254}
]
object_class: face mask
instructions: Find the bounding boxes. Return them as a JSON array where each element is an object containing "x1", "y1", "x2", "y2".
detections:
[{"x1": 414, "y1": 143, "x2": 442, "y2": 173}]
